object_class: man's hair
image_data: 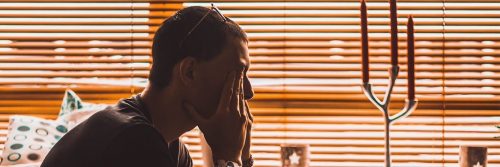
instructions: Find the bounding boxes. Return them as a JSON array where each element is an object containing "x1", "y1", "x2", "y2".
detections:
[{"x1": 149, "y1": 6, "x2": 248, "y2": 89}]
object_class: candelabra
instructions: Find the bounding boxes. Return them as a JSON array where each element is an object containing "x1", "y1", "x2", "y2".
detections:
[
  {"x1": 359, "y1": 0, "x2": 418, "y2": 166},
  {"x1": 361, "y1": 66, "x2": 418, "y2": 167}
]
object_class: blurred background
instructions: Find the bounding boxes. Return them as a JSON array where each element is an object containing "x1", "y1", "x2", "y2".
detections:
[{"x1": 0, "y1": 0, "x2": 498, "y2": 166}]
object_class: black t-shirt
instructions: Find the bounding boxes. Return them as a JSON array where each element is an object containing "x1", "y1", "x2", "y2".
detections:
[{"x1": 41, "y1": 95, "x2": 193, "y2": 167}]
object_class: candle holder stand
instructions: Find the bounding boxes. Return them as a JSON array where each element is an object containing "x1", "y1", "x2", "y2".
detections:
[{"x1": 361, "y1": 65, "x2": 418, "y2": 167}]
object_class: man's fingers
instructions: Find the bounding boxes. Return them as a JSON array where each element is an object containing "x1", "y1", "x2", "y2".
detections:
[
  {"x1": 241, "y1": 99, "x2": 253, "y2": 161},
  {"x1": 217, "y1": 71, "x2": 237, "y2": 111},
  {"x1": 240, "y1": 84, "x2": 247, "y2": 119},
  {"x1": 183, "y1": 102, "x2": 207, "y2": 125},
  {"x1": 230, "y1": 71, "x2": 243, "y2": 115},
  {"x1": 245, "y1": 100, "x2": 253, "y2": 122}
]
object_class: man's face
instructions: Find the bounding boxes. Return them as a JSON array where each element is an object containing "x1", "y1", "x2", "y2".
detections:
[{"x1": 190, "y1": 36, "x2": 253, "y2": 118}]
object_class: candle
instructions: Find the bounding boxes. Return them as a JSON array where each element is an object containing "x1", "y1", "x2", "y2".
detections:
[
  {"x1": 406, "y1": 15, "x2": 415, "y2": 101},
  {"x1": 389, "y1": 0, "x2": 399, "y2": 67},
  {"x1": 361, "y1": 0, "x2": 370, "y2": 83}
]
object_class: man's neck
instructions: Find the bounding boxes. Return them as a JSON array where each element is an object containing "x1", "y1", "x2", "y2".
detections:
[{"x1": 139, "y1": 85, "x2": 196, "y2": 143}]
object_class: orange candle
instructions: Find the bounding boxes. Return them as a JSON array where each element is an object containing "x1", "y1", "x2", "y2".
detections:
[
  {"x1": 389, "y1": 0, "x2": 399, "y2": 67},
  {"x1": 407, "y1": 15, "x2": 415, "y2": 101},
  {"x1": 361, "y1": 0, "x2": 370, "y2": 83}
]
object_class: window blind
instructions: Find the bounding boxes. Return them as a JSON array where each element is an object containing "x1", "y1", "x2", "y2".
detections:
[
  {"x1": 0, "y1": 0, "x2": 155, "y2": 163},
  {"x1": 172, "y1": 1, "x2": 499, "y2": 166},
  {"x1": 0, "y1": 0, "x2": 499, "y2": 167}
]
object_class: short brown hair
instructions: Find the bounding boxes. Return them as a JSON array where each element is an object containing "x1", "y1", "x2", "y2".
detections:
[{"x1": 149, "y1": 6, "x2": 248, "y2": 89}]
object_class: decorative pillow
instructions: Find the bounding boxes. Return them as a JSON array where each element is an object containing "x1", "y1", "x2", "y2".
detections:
[
  {"x1": 0, "y1": 115, "x2": 68, "y2": 165},
  {"x1": 0, "y1": 90, "x2": 109, "y2": 165},
  {"x1": 57, "y1": 89, "x2": 108, "y2": 129}
]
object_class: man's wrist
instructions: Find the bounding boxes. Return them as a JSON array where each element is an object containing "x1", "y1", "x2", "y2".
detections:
[
  {"x1": 242, "y1": 154, "x2": 254, "y2": 167},
  {"x1": 214, "y1": 159, "x2": 241, "y2": 167},
  {"x1": 212, "y1": 151, "x2": 242, "y2": 165}
]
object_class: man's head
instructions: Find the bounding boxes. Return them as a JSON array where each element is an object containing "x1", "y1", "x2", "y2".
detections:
[{"x1": 149, "y1": 6, "x2": 254, "y2": 118}]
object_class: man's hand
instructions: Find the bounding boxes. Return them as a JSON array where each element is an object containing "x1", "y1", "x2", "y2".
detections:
[
  {"x1": 241, "y1": 101, "x2": 253, "y2": 162},
  {"x1": 184, "y1": 70, "x2": 249, "y2": 164}
]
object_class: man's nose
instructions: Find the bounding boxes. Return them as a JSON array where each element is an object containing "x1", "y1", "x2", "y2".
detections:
[{"x1": 243, "y1": 77, "x2": 254, "y2": 100}]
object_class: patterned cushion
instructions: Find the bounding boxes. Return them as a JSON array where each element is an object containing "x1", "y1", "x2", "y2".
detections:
[
  {"x1": 0, "y1": 90, "x2": 109, "y2": 165},
  {"x1": 58, "y1": 89, "x2": 84, "y2": 119},
  {"x1": 57, "y1": 89, "x2": 108, "y2": 129},
  {"x1": 0, "y1": 116, "x2": 68, "y2": 165}
]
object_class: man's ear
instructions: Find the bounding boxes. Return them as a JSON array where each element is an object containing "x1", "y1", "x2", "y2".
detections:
[{"x1": 178, "y1": 57, "x2": 196, "y2": 86}]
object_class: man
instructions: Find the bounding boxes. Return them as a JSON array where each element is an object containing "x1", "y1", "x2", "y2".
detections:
[{"x1": 42, "y1": 5, "x2": 254, "y2": 167}]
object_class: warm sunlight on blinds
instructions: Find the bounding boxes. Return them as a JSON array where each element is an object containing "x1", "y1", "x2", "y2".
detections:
[
  {"x1": 0, "y1": 0, "x2": 154, "y2": 164},
  {"x1": 0, "y1": 0, "x2": 499, "y2": 167},
  {"x1": 177, "y1": 1, "x2": 499, "y2": 166}
]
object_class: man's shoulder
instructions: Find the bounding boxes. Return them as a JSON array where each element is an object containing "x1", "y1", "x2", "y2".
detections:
[
  {"x1": 86, "y1": 105, "x2": 151, "y2": 128},
  {"x1": 62, "y1": 104, "x2": 155, "y2": 147},
  {"x1": 41, "y1": 103, "x2": 156, "y2": 167},
  {"x1": 92, "y1": 106, "x2": 161, "y2": 145}
]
